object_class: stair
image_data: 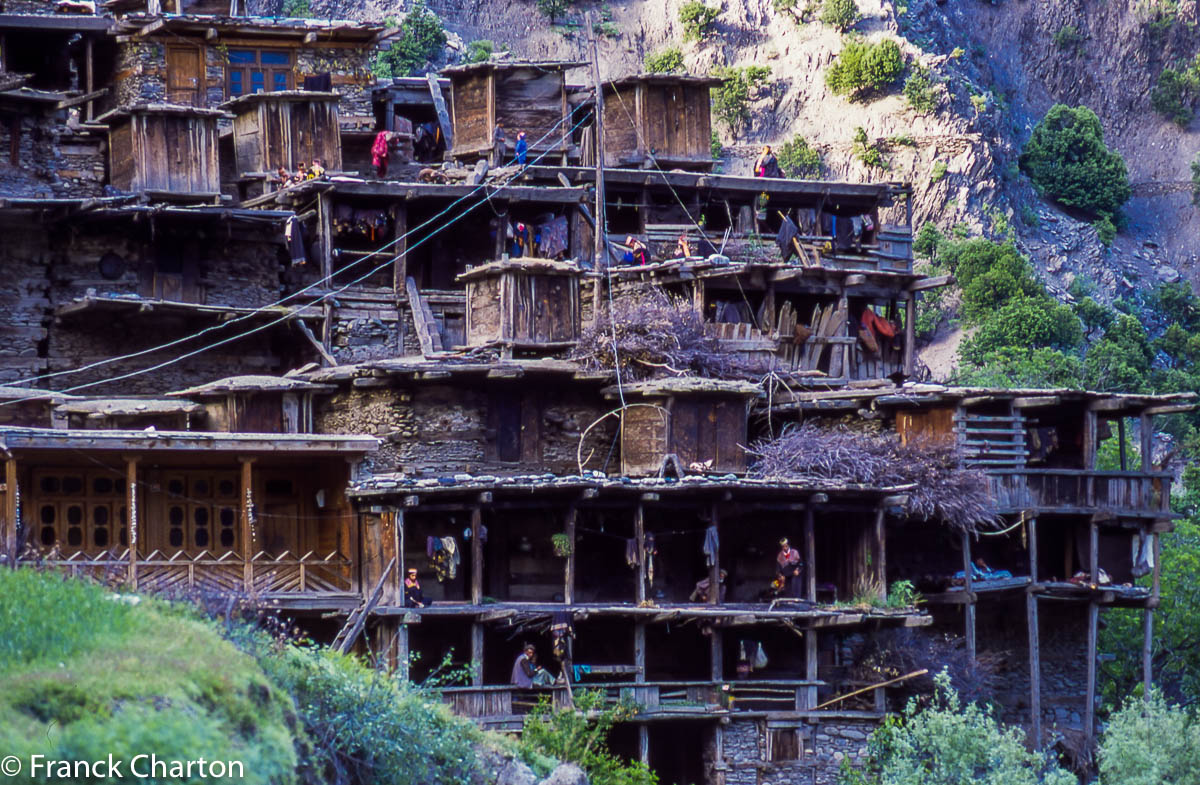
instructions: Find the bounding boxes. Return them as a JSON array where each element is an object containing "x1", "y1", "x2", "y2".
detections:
[
  {"x1": 332, "y1": 556, "x2": 396, "y2": 654},
  {"x1": 405, "y1": 276, "x2": 444, "y2": 355}
]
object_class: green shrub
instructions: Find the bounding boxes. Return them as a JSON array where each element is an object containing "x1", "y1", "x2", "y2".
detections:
[
  {"x1": 1075, "y1": 296, "x2": 1115, "y2": 337},
  {"x1": 929, "y1": 160, "x2": 947, "y2": 183},
  {"x1": 372, "y1": 1, "x2": 447, "y2": 77},
  {"x1": 842, "y1": 671, "x2": 1076, "y2": 785},
  {"x1": 1094, "y1": 214, "x2": 1116, "y2": 245},
  {"x1": 956, "y1": 347, "x2": 1085, "y2": 389},
  {"x1": 903, "y1": 66, "x2": 938, "y2": 113},
  {"x1": 1192, "y1": 152, "x2": 1200, "y2": 203},
  {"x1": 536, "y1": 0, "x2": 573, "y2": 22},
  {"x1": 961, "y1": 298, "x2": 1084, "y2": 364},
  {"x1": 777, "y1": 135, "x2": 822, "y2": 178},
  {"x1": 711, "y1": 129, "x2": 723, "y2": 159},
  {"x1": 280, "y1": 0, "x2": 312, "y2": 18},
  {"x1": 1154, "y1": 280, "x2": 1200, "y2": 329},
  {"x1": 711, "y1": 65, "x2": 770, "y2": 133},
  {"x1": 1099, "y1": 691, "x2": 1200, "y2": 785},
  {"x1": 644, "y1": 46, "x2": 685, "y2": 73},
  {"x1": 521, "y1": 690, "x2": 657, "y2": 785},
  {"x1": 851, "y1": 126, "x2": 886, "y2": 169},
  {"x1": 1052, "y1": 24, "x2": 1083, "y2": 53},
  {"x1": 826, "y1": 39, "x2": 905, "y2": 101},
  {"x1": 680, "y1": 1, "x2": 720, "y2": 41},
  {"x1": 819, "y1": 0, "x2": 860, "y2": 30},
  {"x1": 1019, "y1": 104, "x2": 1131, "y2": 220},
  {"x1": 1151, "y1": 62, "x2": 1200, "y2": 126},
  {"x1": 464, "y1": 39, "x2": 494, "y2": 63},
  {"x1": 1020, "y1": 204, "x2": 1038, "y2": 226},
  {"x1": 1083, "y1": 314, "x2": 1154, "y2": 392}
]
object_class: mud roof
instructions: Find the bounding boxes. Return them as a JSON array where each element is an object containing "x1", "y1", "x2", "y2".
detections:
[{"x1": 169, "y1": 375, "x2": 336, "y2": 398}]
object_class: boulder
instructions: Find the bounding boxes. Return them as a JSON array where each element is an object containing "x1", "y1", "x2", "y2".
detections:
[{"x1": 537, "y1": 763, "x2": 589, "y2": 785}]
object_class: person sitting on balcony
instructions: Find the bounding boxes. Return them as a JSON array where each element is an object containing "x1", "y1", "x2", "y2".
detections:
[
  {"x1": 309, "y1": 158, "x2": 327, "y2": 180},
  {"x1": 511, "y1": 644, "x2": 556, "y2": 687},
  {"x1": 690, "y1": 569, "x2": 728, "y2": 603},
  {"x1": 622, "y1": 236, "x2": 648, "y2": 266},
  {"x1": 404, "y1": 567, "x2": 429, "y2": 608},
  {"x1": 776, "y1": 537, "x2": 804, "y2": 599}
]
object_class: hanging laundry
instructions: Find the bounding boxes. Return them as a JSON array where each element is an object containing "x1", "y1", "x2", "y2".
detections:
[
  {"x1": 703, "y1": 525, "x2": 719, "y2": 568},
  {"x1": 537, "y1": 216, "x2": 570, "y2": 258},
  {"x1": 284, "y1": 215, "x2": 307, "y2": 266},
  {"x1": 645, "y1": 533, "x2": 658, "y2": 586},
  {"x1": 775, "y1": 216, "x2": 800, "y2": 261},
  {"x1": 441, "y1": 536, "x2": 459, "y2": 579},
  {"x1": 625, "y1": 538, "x2": 639, "y2": 568}
]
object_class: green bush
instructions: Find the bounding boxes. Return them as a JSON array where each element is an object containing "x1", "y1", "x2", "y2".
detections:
[
  {"x1": 961, "y1": 298, "x2": 1083, "y2": 365},
  {"x1": 536, "y1": 0, "x2": 573, "y2": 22},
  {"x1": 956, "y1": 347, "x2": 1084, "y2": 389},
  {"x1": 1156, "y1": 280, "x2": 1200, "y2": 329},
  {"x1": 464, "y1": 39, "x2": 494, "y2": 63},
  {"x1": 903, "y1": 66, "x2": 938, "y2": 113},
  {"x1": 826, "y1": 39, "x2": 905, "y2": 101},
  {"x1": 644, "y1": 47, "x2": 685, "y2": 73},
  {"x1": 1052, "y1": 24, "x2": 1083, "y2": 53},
  {"x1": 851, "y1": 126, "x2": 886, "y2": 169},
  {"x1": 777, "y1": 135, "x2": 822, "y2": 178},
  {"x1": 1074, "y1": 296, "x2": 1115, "y2": 337},
  {"x1": 1098, "y1": 691, "x2": 1200, "y2": 785},
  {"x1": 280, "y1": 0, "x2": 312, "y2": 18},
  {"x1": 1019, "y1": 104, "x2": 1131, "y2": 220},
  {"x1": 841, "y1": 671, "x2": 1076, "y2": 785},
  {"x1": 373, "y1": 1, "x2": 447, "y2": 77},
  {"x1": 1150, "y1": 63, "x2": 1200, "y2": 126},
  {"x1": 1083, "y1": 314, "x2": 1154, "y2": 391},
  {"x1": 711, "y1": 65, "x2": 770, "y2": 133},
  {"x1": 1192, "y1": 152, "x2": 1200, "y2": 203},
  {"x1": 929, "y1": 160, "x2": 947, "y2": 183},
  {"x1": 819, "y1": 0, "x2": 860, "y2": 30},
  {"x1": 711, "y1": 129, "x2": 723, "y2": 159},
  {"x1": 521, "y1": 690, "x2": 657, "y2": 785},
  {"x1": 680, "y1": 1, "x2": 720, "y2": 41}
]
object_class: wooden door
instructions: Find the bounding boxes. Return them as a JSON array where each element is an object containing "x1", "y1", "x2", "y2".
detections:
[{"x1": 166, "y1": 46, "x2": 204, "y2": 106}]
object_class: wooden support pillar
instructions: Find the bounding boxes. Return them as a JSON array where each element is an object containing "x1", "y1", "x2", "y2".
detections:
[
  {"x1": 1118, "y1": 417, "x2": 1127, "y2": 471},
  {"x1": 962, "y1": 531, "x2": 975, "y2": 662},
  {"x1": 634, "y1": 502, "x2": 646, "y2": 605},
  {"x1": 1089, "y1": 520, "x2": 1099, "y2": 584},
  {"x1": 708, "y1": 501, "x2": 720, "y2": 606},
  {"x1": 638, "y1": 725, "x2": 649, "y2": 766},
  {"x1": 1140, "y1": 413, "x2": 1153, "y2": 471},
  {"x1": 709, "y1": 628, "x2": 723, "y2": 682},
  {"x1": 804, "y1": 628, "x2": 818, "y2": 710},
  {"x1": 318, "y1": 192, "x2": 333, "y2": 285},
  {"x1": 240, "y1": 457, "x2": 255, "y2": 590},
  {"x1": 1142, "y1": 607, "x2": 1154, "y2": 701},
  {"x1": 903, "y1": 292, "x2": 915, "y2": 378},
  {"x1": 1085, "y1": 602, "x2": 1098, "y2": 749},
  {"x1": 470, "y1": 621, "x2": 484, "y2": 687},
  {"x1": 586, "y1": 10, "x2": 606, "y2": 272},
  {"x1": 874, "y1": 506, "x2": 886, "y2": 603},
  {"x1": 1027, "y1": 515, "x2": 1041, "y2": 743},
  {"x1": 125, "y1": 456, "x2": 139, "y2": 589},
  {"x1": 470, "y1": 505, "x2": 483, "y2": 605},
  {"x1": 634, "y1": 622, "x2": 646, "y2": 684},
  {"x1": 804, "y1": 506, "x2": 816, "y2": 603},
  {"x1": 1083, "y1": 409, "x2": 1098, "y2": 471},
  {"x1": 394, "y1": 508, "x2": 405, "y2": 604},
  {"x1": 85, "y1": 36, "x2": 94, "y2": 122},
  {"x1": 3, "y1": 458, "x2": 17, "y2": 558},
  {"x1": 391, "y1": 205, "x2": 407, "y2": 295},
  {"x1": 397, "y1": 622, "x2": 410, "y2": 681},
  {"x1": 564, "y1": 505, "x2": 577, "y2": 604}
]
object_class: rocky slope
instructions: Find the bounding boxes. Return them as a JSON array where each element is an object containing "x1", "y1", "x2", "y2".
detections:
[{"x1": 308, "y1": 0, "x2": 1199, "y2": 377}]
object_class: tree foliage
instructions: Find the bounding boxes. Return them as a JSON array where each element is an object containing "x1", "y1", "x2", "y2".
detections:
[
  {"x1": 464, "y1": 39, "x2": 494, "y2": 64},
  {"x1": 1098, "y1": 691, "x2": 1200, "y2": 785},
  {"x1": 777, "y1": 135, "x2": 823, "y2": 178},
  {"x1": 520, "y1": 690, "x2": 657, "y2": 785},
  {"x1": 903, "y1": 66, "x2": 939, "y2": 114},
  {"x1": 819, "y1": 0, "x2": 860, "y2": 31},
  {"x1": 826, "y1": 39, "x2": 905, "y2": 101},
  {"x1": 1018, "y1": 104, "x2": 1131, "y2": 220},
  {"x1": 373, "y1": 1, "x2": 447, "y2": 77},
  {"x1": 536, "y1": 0, "x2": 573, "y2": 23},
  {"x1": 644, "y1": 47, "x2": 685, "y2": 73},
  {"x1": 679, "y1": 1, "x2": 720, "y2": 41},
  {"x1": 1150, "y1": 57, "x2": 1200, "y2": 127},
  {"x1": 840, "y1": 671, "x2": 1075, "y2": 785},
  {"x1": 711, "y1": 65, "x2": 770, "y2": 133}
]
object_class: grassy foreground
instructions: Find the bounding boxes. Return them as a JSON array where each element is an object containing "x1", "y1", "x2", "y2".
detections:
[{"x1": 0, "y1": 568, "x2": 495, "y2": 785}]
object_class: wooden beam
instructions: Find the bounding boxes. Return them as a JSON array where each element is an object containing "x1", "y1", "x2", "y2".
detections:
[
  {"x1": 397, "y1": 623, "x2": 410, "y2": 681},
  {"x1": 1013, "y1": 396, "x2": 1061, "y2": 409},
  {"x1": 874, "y1": 506, "x2": 886, "y2": 604},
  {"x1": 2, "y1": 458, "x2": 17, "y2": 558},
  {"x1": 638, "y1": 726, "x2": 649, "y2": 766},
  {"x1": 470, "y1": 622, "x2": 484, "y2": 686},
  {"x1": 240, "y1": 457, "x2": 255, "y2": 590},
  {"x1": 206, "y1": 27, "x2": 219, "y2": 41},
  {"x1": 634, "y1": 502, "x2": 646, "y2": 605},
  {"x1": 1027, "y1": 589, "x2": 1041, "y2": 745},
  {"x1": 1089, "y1": 520, "x2": 1099, "y2": 584},
  {"x1": 1083, "y1": 409, "x2": 1098, "y2": 470},
  {"x1": 1118, "y1": 417, "x2": 1127, "y2": 471},
  {"x1": 804, "y1": 628, "x2": 818, "y2": 710},
  {"x1": 1085, "y1": 602, "x2": 1098, "y2": 749},
  {"x1": 634, "y1": 622, "x2": 646, "y2": 684},
  {"x1": 1142, "y1": 404, "x2": 1197, "y2": 416},
  {"x1": 391, "y1": 205, "x2": 407, "y2": 295},
  {"x1": 426, "y1": 71, "x2": 453, "y2": 153},
  {"x1": 564, "y1": 505, "x2": 577, "y2": 605},
  {"x1": 708, "y1": 501, "x2": 720, "y2": 606},
  {"x1": 394, "y1": 509, "x2": 405, "y2": 606},
  {"x1": 1140, "y1": 414, "x2": 1154, "y2": 472},
  {"x1": 962, "y1": 531, "x2": 975, "y2": 663},
  {"x1": 804, "y1": 506, "x2": 816, "y2": 603},
  {"x1": 303, "y1": 31, "x2": 317, "y2": 44},
  {"x1": 470, "y1": 505, "x2": 483, "y2": 605},
  {"x1": 126, "y1": 456, "x2": 139, "y2": 590},
  {"x1": 710, "y1": 628, "x2": 723, "y2": 682},
  {"x1": 1142, "y1": 607, "x2": 1153, "y2": 702},
  {"x1": 586, "y1": 11, "x2": 607, "y2": 272},
  {"x1": 903, "y1": 292, "x2": 915, "y2": 377},
  {"x1": 908, "y1": 274, "x2": 953, "y2": 292}
]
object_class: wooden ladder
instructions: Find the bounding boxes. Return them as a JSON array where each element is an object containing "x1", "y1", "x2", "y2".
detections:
[
  {"x1": 332, "y1": 556, "x2": 396, "y2": 655},
  {"x1": 405, "y1": 276, "x2": 444, "y2": 355}
]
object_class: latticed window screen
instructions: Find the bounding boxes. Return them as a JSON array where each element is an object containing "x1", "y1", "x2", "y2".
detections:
[
  {"x1": 32, "y1": 470, "x2": 127, "y2": 553},
  {"x1": 160, "y1": 473, "x2": 238, "y2": 552}
]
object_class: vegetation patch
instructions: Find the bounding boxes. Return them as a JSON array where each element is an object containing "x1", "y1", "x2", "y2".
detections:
[
  {"x1": 372, "y1": 1, "x2": 447, "y2": 77},
  {"x1": 826, "y1": 38, "x2": 905, "y2": 101},
  {"x1": 711, "y1": 65, "x2": 771, "y2": 134},
  {"x1": 818, "y1": 0, "x2": 860, "y2": 31},
  {"x1": 1150, "y1": 57, "x2": 1200, "y2": 127},
  {"x1": 902, "y1": 66, "x2": 939, "y2": 114},
  {"x1": 776, "y1": 135, "x2": 823, "y2": 178},
  {"x1": 644, "y1": 47, "x2": 685, "y2": 74},
  {"x1": 679, "y1": 1, "x2": 721, "y2": 41}
]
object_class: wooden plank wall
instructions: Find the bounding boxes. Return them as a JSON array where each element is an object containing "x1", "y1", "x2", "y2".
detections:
[
  {"x1": 495, "y1": 69, "x2": 564, "y2": 150},
  {"x1": 510, "y1": 274, "x2": 579, "y2": 343},
  {"x1": 895, "y1": 407, "x2": 955, "y2": 446},
  {"x1": 108, "y1": 122, "x2": 135, "y2": 192},
  {"x1": 621, "y1": 405, "x2": 669, "y2": 476},
  {"x1": 601, "y1": 90, "x2": 640, "y2": 164},
  {"x1": 668, "y1": 397, "x2": 748, "y2": 473},
  {"x1": 126, "y1": 114, "x2": 220, "y2": 193},
  {"x1": 465, "y1": 276, "x2": 503, "y2": 346},
  {"x1": 232, "y1": 99, "x2": 342, "y2": 174},
  {"x1": 452, "y1": 73, "x2": 491, "y2": 152}
]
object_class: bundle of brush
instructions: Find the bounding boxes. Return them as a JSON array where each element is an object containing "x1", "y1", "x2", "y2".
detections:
[
  {"x1": 748, "y1": 422, "x2": 999, "y2": 531},
  {"x1": 573, "y1": 287, "x2": 736, "y2": 380}
]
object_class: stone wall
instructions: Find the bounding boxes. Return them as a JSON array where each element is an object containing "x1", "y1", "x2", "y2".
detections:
[
  {"x1": 0, "y1": 113, "x2": 106, "y2": 199},
  {"x1": 712, "y1": 717, "x2": 879, "y2": 785},
  {"x1": 0, "y1": 227, "x2": 51, "y2": 384},
  {"x1": 296, "y1": 46, "x2": 375, "y2": 120}
]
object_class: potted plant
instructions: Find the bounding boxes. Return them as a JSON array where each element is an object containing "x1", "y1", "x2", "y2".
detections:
[{"x1": 551, "y1": 533, "x2": 573, "y2": 558}]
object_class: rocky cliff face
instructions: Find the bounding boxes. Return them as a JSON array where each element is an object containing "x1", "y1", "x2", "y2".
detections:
[{"x1": 314, "y1": 0, "x2": 1199, "y2": 374}]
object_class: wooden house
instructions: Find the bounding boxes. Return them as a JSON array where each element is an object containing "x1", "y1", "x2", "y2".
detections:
[
  {"x1": 442, "y1": 61, "x2": 583, "y2": 164},
  {"x1": 101, "y1": 104, "x2": 227, "y2": 199},
  {"x1": 457, "y1": 259, "x2": 582, "y2": 353},
  {"x1": 170, "y1": 375, "x2": 335, "y2": 433},
  {"x1": 600, "y1": 74, "x2": 723, "y2": 171},
  {"x1": 224, "y1": 91, "x2": 343, "y2": 176},
  {"x1": 606, "y1": 378, "x2": 759, "y2": 476}
]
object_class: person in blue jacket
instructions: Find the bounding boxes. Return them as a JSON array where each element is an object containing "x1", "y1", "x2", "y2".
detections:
[{"x1": 515, "y1": 131, "x2": 528, "y2": 166}]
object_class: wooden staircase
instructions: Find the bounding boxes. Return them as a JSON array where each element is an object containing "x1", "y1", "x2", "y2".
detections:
[
  {"x1": 332, "y1": 556, "x2": 396, "y2": 654},
  {"x1": 405, "y1": 276, "x2": 444, "y2": 355}
]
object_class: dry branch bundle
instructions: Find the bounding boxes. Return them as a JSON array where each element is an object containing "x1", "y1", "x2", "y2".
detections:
[{"x1": 748, "y1": 422, "x2": 1000, "y2": 531}]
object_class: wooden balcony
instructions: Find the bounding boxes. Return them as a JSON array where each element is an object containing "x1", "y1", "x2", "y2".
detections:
[
  {"x1": 986, "y1": 469, "x2": 1172, "y2": 517},
  {"x1": 32, "y1": 549, "x2": 356, "y2": 603}
]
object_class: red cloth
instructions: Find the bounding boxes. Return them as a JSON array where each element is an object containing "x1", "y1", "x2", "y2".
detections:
[
  {"x1": 371, "y1": 131, "x2": 390, "y2": 168},
  {"x1": 860, "y1": 308, "x2": 897, "y2": 339}
]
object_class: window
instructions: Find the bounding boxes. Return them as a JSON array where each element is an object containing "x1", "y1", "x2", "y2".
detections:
[
  {"x1": 160, "y1": 472, "x2": 239, "y2": 553},
  {"x1": 32, "y1": 470, "x2": 127, "y2": 554},
  {"x1": 767, "y1": 728, "x2": 805, "y2": 762},
  {"x1": 226, "y1": 48, "x2": 293, "y2": 98}
]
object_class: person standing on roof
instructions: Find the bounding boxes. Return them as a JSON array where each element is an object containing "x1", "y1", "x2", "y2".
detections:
[
  {"x1": 755, "y1": 145, "x2": 783, "y2": 178},
  {"x1": 492, "y1": 121, "x2": 506, "y2": 167},
  {"x1": 515, "y1": 131, "x2": 528, "y2": 167},
  {"x1": 372, "y1": 130, "x2": 391, "y2": 178}
]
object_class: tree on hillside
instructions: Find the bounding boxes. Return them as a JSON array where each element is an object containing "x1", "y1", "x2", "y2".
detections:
[
  {"x1": 819, "y1": 0, "x2": 860, "y2": 31},
  {"x1": 1019, "y1": 104, "x2": 1131, "y2": 221},
  {"x1": 372, "y1": 1, "x2": 447, "y2": 77}
]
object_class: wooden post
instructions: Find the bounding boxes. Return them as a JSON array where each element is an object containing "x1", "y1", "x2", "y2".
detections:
[
  {"x1": 1142, "y1": 607, "x2": 1153, "y2": 701},
  {"x1": 1028, "y1": 515, "x2": 1038, "y2": 581},
  {"x1": 874, "y1": 506, "x2": 886, "y2": 603},
  {"x1": 564, "y1": 504, "x2": 577, "y2": 604},
  {"x1": 1085, "y1": 602, "x2": 1098, "y2": 749},
  {"x1": 125, "y1": 457, "x2": 139, "y2": 589},
  {"x1": 962, "y1": 531, "x2": 975, "y2": 662},
  {"x1": 394, "y1": 508, "x2": 405, "y2": 604},
  {"x1": 634, "y1": 622, "x2": 646, "y2": 684},
  {"x1": 1118, "y1": 417, "x2": 1127, "y2": 471},
  {"x1": 470, "y1": 505, "x2": 483, "y2": 605},
  {"x1": 586, "y1": 11, "x2": 606, "y2": 272},
  {"x1": 1140, "y1": 413, "x2": 1153, "y2": 472},
  {"x1": 85, "y1": 36, "x2": 94, "y2": 122},
  {"x1": 391, "y1": 205, "x2": 407, "y2": 296},
  {"x1": 710, "y1": 628, "x2": 723, "y2": 682},
  {"x1": 804, "y1": 628, "x2": 818, "y2": 710},
  {"x1": 804, "y1": 506, "x2": 816, "y2": 603},
  {"x1": 240, "y1": 457, "x2": 255, "y2": 591},
  {"x1": 1089, "y1": 520, "x2": 1099, "y2": 584},
  {"x1": 634, "y1": 502, "x2": 646, "y2": 605},
  {"x1": 471, "y1": 621, "x2": 484, "y2": 686},
  {"x1": 638, "y1": 726, "x2": 650, "y2": 766},
  {"x1": 3, "y1": 458, "x2": 17, "y2": 558},
  {"x1": 1027, "y1": 590, "x2": 1041, "y2": 744},
  {"x1": 708, "y1": 501, "x2": 720, "y2": 606},
  {"x1": 1083, "y1": 409, "x2": 1098, "y2": 471},
  {"x1": 903, "y1": 292, "x2": 915, "y2": 378},
  {"x1": 397, "y1": 622, "x2": 410, "y2": 681}
]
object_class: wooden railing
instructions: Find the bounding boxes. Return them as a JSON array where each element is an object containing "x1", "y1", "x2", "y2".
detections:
[
  {"x1": 440, "y1": 679, "x2": 831, "y2": 721},
  {"x1": 986, "y1": 469, "x2": 1172, "y2": 515},
  {"x1": 33, "y1": 549, "x2": 354, "y2": 595}
]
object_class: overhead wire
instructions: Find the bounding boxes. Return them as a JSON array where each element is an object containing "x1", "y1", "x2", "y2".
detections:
[{"x1": 0, "y1": 112, "x2": 590, "y2": 409}]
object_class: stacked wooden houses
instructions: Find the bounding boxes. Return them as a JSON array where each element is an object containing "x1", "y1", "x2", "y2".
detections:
[{"x1": 0, "y1": 8, "x2": 1189, "y2": 783}]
